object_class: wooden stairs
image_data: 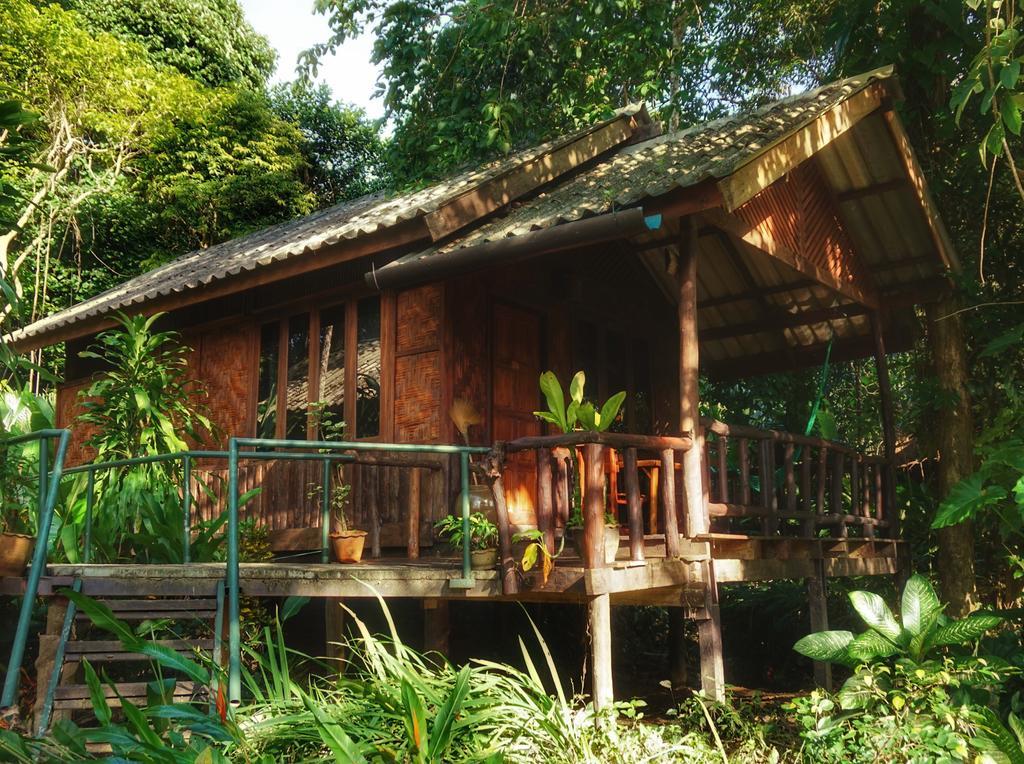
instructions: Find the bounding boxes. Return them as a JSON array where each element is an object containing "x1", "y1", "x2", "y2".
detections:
[{"x1": 32, "y1": 581, "x2": 224, "y2": 734}]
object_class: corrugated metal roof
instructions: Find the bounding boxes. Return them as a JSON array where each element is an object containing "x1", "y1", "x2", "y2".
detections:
[
  {"x1": 393, "y1": 67, "x2": 896, "y2": 267},
  {"x1": 14, "y1": 105, "x2": 646, "y2": 346}
]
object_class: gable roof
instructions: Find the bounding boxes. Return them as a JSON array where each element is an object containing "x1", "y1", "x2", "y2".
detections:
[{"x1": 14, "y1": 66, "x2": 954, "y2": 352}]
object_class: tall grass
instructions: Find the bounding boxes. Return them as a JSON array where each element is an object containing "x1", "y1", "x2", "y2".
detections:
[{"x1": 1, "y1": 590, "x2": 785, "y2": 763}]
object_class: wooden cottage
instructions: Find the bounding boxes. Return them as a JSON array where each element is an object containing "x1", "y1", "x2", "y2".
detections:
[{"x1": 10, "y1": 66, "x2": 957, "y2": 713}]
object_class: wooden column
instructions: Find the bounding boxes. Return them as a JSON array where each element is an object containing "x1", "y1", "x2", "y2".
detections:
[
  {"x1": 423, "y1": 598, "x2": 450, "y2": 660},
  {"x1": 678, "y1": 216, "x2": 708, "y2": 540},
  {"x1": 624, "y1": 448, "x2": 645, "y2": 562},
  {"x1": 696, "y1": 559, "x2": 725, "y2": 701},
  {"x1": 589, "y1": 593, "x2": 614, "y2": 710},
  {"x1": 536, "y1": 448, "x2": 555, "y2": 555},
  {"x1": 486, "y1": 450, "x2": 518, "y2": 595},
  {"x1": 325, "y1": 598, "x2": 346, "y2": 672},
  {"x1": 582, "y1": 443, "x2": 614, "y2": 709},
  {"x1": 667, "y1": 609, "x2": 689, "y2": 690},
  {"x1": 406, "y1": 468, "x2": 421, "y2": 560},
  {"x1": 807, "y1": 560, "x2": 833, "y2": 690}
]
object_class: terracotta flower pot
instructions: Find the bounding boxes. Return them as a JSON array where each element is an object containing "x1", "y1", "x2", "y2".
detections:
[
  {"x1": 470, "y1": 548, "x2": 498, "y2": 570},
  {"x1": 0, "y1": 532, "x2": 35, "y2": 577},
  {"x1": 330, "y1": 530, "x2": 367, "y2": 564},
  {"x1": 569, "y1": 527, "x2": 620, "y2": 564}
]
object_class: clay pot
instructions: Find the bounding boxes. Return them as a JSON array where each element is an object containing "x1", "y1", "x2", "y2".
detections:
[
  {"x1": 462, "y1": 485, "x2": 497, "y2": 524},
  {"x1": 0, "y1": 532, "x2": 34, "y2": 577},
  {"x1": 330, "y1": 530, "x2": 367, "y2": 564},
  {"x1": 470, "y1": 547, "x2": 498, "y2": 570},
  {"x1": 569, "y1": 527, "x2": 620, "y2": 565}
]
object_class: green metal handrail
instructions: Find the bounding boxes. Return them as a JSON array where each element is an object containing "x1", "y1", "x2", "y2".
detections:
[
  {"x1": 224, "y1": 436, "x2": 490, "y2": 705},
  {"x1": 1, "y1": 429, "x2": 70, "y2": 708},
  {"x1": 2, "y1": 430, "x2": 490, "y2": 714}
]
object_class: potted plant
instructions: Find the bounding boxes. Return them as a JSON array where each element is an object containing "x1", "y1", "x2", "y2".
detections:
[
  {"x1": 309, "y1": 468, "x2": 363, "y2": 564},
  {"x1": 565, "y1": 505, "x2": 620, "y2": 564},
  {"x1": 435, "y1": 512, "x2": 498, "y2": 570}
]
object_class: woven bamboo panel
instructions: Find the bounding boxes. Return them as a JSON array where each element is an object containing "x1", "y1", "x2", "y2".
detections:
[
  {"x1": 197, "y1": 323, "x2": 256, "y2": 442},
  {"x1": 395, "y1": 351, "x2": 441, "y2": 442},
  {"x1": 396, "y1": 284, "x2": 441, "y2": 354},
  {"x1": 55, "y1": 380, "x2": 96, "y2": 467}
]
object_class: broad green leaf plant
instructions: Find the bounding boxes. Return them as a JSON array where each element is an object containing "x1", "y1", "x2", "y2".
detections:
[{"x1": 533, "y1": 370, "x2": 625, "y2": 434}]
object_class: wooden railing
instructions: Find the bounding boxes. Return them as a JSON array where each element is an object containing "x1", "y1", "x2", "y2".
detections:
[
  {"x1": 700, "y1": 418, "x2": 897, "y2": 540},
  {"x1": 492, "y1": 432, "x2": 694, "y2": 589}
]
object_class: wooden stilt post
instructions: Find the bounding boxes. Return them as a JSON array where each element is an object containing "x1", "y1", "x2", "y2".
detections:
[
  {"x1": 678, "y1": 216, "x2": 708, "y2": 540},
  {"x1": 423, "y1": 598, "x2": 450, "y2": 660},
  {"x1": 581, "y1": 442, "x2": 614, "y2": 709},
  {"x1": 807, "y1": 559, "x2": 833, "y2": 690},
  {"x1": 325, "y1": 598, "x2": 347, "y2": 673},
  {"x1": 667, "y1": 608, "x2": 688, "y2": 690},
  {"x1": 407, "y1": 468, "x2": 421, "y2": 560},
  {"x1": 589, "y1": 594, "x2": 614, "y2": 710},
  {"x1": 696, "y1": 559, "x2": 725, "y2": 701},
  {"x1": 485, "y1": 448, "x2": 518, "y2": 595}
]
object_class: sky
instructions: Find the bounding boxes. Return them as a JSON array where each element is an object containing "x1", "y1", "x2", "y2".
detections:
[{"x1": 239, "y1": 0, "x2": 385, "y2": 120}]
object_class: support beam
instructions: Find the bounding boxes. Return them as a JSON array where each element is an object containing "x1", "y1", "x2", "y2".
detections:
[
  {"x1": 423, "y1": 599, "x2": 450, "y2": 660},
  {"x1": 699, "y1": 303, "x2": 870, "y2": 342},
  {"x1": 837, "y1": 178, "x2": 911, "y2": 202},
  {"x1": 667, "y1": 608, "x2": 688, "y2": 690},
  {"x1": 807, "y1": 560, "x2": 833, "y2": 690},
  {"x1": 588, "y1": 594, "x2": 614, "y2": 710},
  {"x1": 678, "y1": 217, "x2": 709, "y2": 539},
  {"x1": 871, "y1": 313, "x2": 898, "y2": 535},
  {"x1": 325, "y1": 598, "x2": 346, "y2": 672},
  {"x1": 696, "y1": 560, "x2": 725, "y2": 701}
]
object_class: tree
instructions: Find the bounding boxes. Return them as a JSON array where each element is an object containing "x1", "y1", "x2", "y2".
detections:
[
  {"x1": 68, "y1": 0, "x2": 276, "y2": 90},
  {"x1": 270, "y1": 81, "x2": 389, "y2": 208},
  {"x1": 305, "y1": 0, "x2": 823, "y2": 183}
]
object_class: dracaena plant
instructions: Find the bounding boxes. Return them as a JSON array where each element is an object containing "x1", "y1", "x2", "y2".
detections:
[
  {"x1": 794, "y1": 574, "x2": 1004, "y2": 669},
  {"x1": 533, "y1": 370, "x2": 625, "y2": 433}
]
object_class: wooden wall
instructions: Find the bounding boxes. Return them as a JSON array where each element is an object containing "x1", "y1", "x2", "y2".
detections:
[{"x1": 394, "y1": 284, "x2": 444, "y2": 443}]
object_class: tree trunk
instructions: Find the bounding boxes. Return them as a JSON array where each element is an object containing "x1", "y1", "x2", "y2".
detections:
[{"x1": 925, "y1": 299, "x2": 976, "y2": 616}]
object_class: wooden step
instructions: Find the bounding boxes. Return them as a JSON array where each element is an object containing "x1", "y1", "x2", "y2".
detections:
[
  {"x1": 53, "y1": 681, "x2": 201, "y2": 710},
  {"x1": 77, "y1": 598, "x2": 218, "y2": 622},
  {"x1": 64, "y1": 639, "x2": 215, "y2": 662}
]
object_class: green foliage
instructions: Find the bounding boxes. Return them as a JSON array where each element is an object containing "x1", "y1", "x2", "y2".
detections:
[
  {"x1": 270, "y1": 81, "x2": 390, "y2": 207},
  {"x1": 534, "y1": 370, "x2": 624, "y2": 434},
  {"x1": 69, "y1": 0, "x2": 276, "y2": 90},
  {"x1": 791, "y1": 574, "x2": 1018, "y2": 762},
  {"x1": 794, "y1": 574, "x2": 1005, "y2": 669},
  {"x1": 78, "y1": 313, "x2": 213, "y2": 460},
  {"x1": 306, "y1": 0, "x2": 823, "y2": 184},
  {"x1": 434, "y1": 511, "x2": 497, "y2": 551}
]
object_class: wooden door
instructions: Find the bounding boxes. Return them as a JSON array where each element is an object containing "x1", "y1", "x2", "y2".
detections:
[{"x1": 492, "y1": 303, "x2": 542, "y2": 527}]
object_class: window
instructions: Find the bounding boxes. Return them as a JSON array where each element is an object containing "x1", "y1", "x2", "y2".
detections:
[{"x1": 256, "y1": 296, "x2": 382, "y2": 440}]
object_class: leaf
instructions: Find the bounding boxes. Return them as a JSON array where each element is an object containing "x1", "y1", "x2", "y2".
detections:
[
  {"x1": 847, "y1": 630, "x2": 899, "y2": 661},
  {"x1": 428, "y1": 665, "x2": 471, "y2": 759},
  {"x1": 596, "y1": 391, "x2": 626, "y2": 432},
  {"x1": 401, "y1": 679, "x2": 428, "y2": 764},
  {"x1": 933, "y1": 473, "x2": 1007, "y2": 528},
  {"x1": 972, "y1": 706, "x2": 1024, "y2": 764},
  {"x1": 569, "y1": 371, "x2": 585, "y2": 404},
  {"x1": 793, "y1": 630, "x2": 854, "y2": 663},
  {"x1": 521, "y1": 543, "x2": 538, "y2": 571},
  {"x1": 299, "y1": 690, "x2": 367, "y2": 763},
  {"x1": 980, "y1": 323, "x2": 1024, "y2": 358},
  {"x1": 930, "y1": 613, "x2": 1003, "y2": 646},
  {"x1": 1005, "y1": 97, "x2": 1023, "y2": 135},
  {"x1": 849, "y1": 590, "x2": 902, "y2": 641},
  {"x1": 538, "y1": 372, "x2": 567, "y2": 432},
  {"x1": 576, "y1": 401, "x2": 597, "y2": 431},
  {"x1": 1002, "y1": 59, "x2": 1021, "y2": 89},
  {"x1": 82, "y1": 660, "x2": 112, "y2": 727},
  {"x1": 901, "y1": 574, "x2": 943, "y2": 637},
  {"x1": 281, "y1": 595, "x2": 310, "y2": 621}
]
